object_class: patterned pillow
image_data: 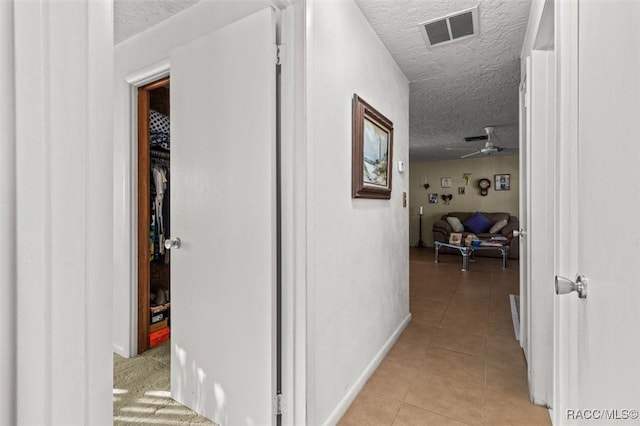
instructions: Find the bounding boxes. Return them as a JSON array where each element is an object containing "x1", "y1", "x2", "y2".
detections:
[
  {"x1": 489, "y1": 218, "x2": 508, "y2": 234},
  {"x1": 446, "y1": 216, "x2": 465, "y2": 232},
  {"x1": 149, "y1": 109, "x2": 170, "y2": 134},
  {"x1": 463, "y1": 212, "x2": 493, "y2": 234}
]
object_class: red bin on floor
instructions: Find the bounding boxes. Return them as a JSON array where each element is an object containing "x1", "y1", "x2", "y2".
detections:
[{"x1": 149, "y1": 326, "x2": 170, "y2": 348}]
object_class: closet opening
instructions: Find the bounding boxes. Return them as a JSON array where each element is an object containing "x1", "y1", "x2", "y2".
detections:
[
  {"x1": 114, "y1": 77, "x2": 212, "y2": 424},
  {"x1": 137, "y1": 77, "x2": 171, "y2": 354}
]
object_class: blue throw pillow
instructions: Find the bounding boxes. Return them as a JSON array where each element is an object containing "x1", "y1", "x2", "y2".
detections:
[{"x1": 463, "y1": 212, "x2": 493, "y2": 234}]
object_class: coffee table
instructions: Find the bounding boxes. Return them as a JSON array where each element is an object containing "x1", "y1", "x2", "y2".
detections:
[{"x1": 434, "y1": 241, "x2": 510, "y2": 271}]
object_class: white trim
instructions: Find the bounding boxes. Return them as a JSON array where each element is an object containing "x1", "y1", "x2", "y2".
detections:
[
  {"x1": 509, "y1": 294, "x2": 520, "y2": 341},
  {"x1": 304, "y1": 1, "x2": 317, "y2": 424},
  {"x1": 521, "y1": 0, "x2": 556, "y2": 409},
  {"x1": 321, "y1": 314, "x2": 412, "y2": 426},
  {"x1": 13, "y1": 0, "x2": 113, "y2": 423},
  {"x1": 0, "y1": 1, "x2": 17, "y2": 424},
  {"x1": 553, "y1": 0, "x2": 580, "y2": 423},
  {"x1": 279, "y1": 2, "x2": 307, "y2": 425},
  {"x1": 528, "y1": 47, "x2": 555, "y2": 407},
  {"x1": 124, "y1": 59, "x2": 170, "y2": 86}
]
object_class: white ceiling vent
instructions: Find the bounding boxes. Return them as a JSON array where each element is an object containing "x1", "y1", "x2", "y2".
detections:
[{"x1": 419, "y1": 6, "x2": 480, "y2": 48}]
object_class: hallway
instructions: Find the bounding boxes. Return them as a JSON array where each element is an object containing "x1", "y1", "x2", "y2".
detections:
[{"x1": 339, "y1": 248, "x2": 551, "y2": 425}]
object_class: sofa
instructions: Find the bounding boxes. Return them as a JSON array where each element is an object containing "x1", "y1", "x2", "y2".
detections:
[{"x1": 432, "y1": 211, "x2": 519, "y2": 260}]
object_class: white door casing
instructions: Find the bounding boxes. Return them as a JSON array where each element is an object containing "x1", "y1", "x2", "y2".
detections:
[
  {"x1": 528, "y1": 47, "x2": 555, "y2": 407},
  {"x1": 520, "y1": 2, "x2": 556, "y2": 407},
  {"x1": 519, "y1": 56, "x2": 531, "y2": 362},
  {"x1": 554, "y1": 0, "x2": 640, "y2": 424},
  {"x1": 169, "y1": 7, "x2": 277, "y2": 425},
  {"x1": 10, "y1": 0, "x2": 114, "y2": 424}
]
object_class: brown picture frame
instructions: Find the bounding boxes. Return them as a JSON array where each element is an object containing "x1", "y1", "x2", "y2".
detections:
[
  {"x1": 494, "y1": 174, "x2": 511, "y2": 191},
  {"x1": 352, "y1": 94, "x2": 394, "y2": 199}
]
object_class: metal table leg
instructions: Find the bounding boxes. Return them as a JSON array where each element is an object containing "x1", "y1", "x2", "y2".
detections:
[
  {"x1": 434, "y1": 242, "x2": 440, "y2": 263},
  {"x1": 461, "y1": 249, "x2": 470, "y2": 271},
  {"x1": 500, "y1": 246, "x2": 509, "y2": 269}
]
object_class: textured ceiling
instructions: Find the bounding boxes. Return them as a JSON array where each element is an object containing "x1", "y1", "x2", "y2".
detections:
[
  {"x1": 114, "y1": 0, "x2": 530, "y2": 162},
  {"x1": 114, "y1": 0, "x2": 201, "y2": 44},
  {"x1": 355, "y1": 0, "x2": 530, "y2": 161}
]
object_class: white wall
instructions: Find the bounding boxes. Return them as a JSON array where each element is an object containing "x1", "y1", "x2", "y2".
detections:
[
  {"x1": 112, "y1": 0, "x2": 273, "y2": 357},
  {"x1": 410, "y1": 155, "x2": 520, "y2": 247},
  {"x1": 305, "y1": 0, "x2": 410, "y2": 423}
]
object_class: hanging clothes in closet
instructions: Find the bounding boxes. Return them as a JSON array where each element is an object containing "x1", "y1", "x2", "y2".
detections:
[
  {"x1": 150, "y1": 150, "x2": 170, "y2": 263},
  {"x1": 149, "y1": 107, "x2": 171, "y2": 264}
]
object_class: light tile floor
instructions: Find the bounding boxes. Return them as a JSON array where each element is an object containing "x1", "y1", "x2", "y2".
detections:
[{"x1": 339, "y1": 248, "x2": 551, "y2": 426}]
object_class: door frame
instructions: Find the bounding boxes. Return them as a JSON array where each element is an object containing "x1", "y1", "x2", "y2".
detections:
[
  {"x1": 553, "y1": 0, "x2": 580, "y2": 423},
  {"x1": 136, "y1": 76, "x2": 170, "y2": 355},
  {"x1": 519, "y1": 56, "x2": 530, "y2": 361},
  {"x1": 519, "y1": 0, "x2": 556, "y2": 409},
  {"x1": 116, "y1": 4, "x2": 306, "y2": 424},
  {"x1": 125, "y1": 61, "x2": 171, "y2": 355},
  {"x1": 527, "y1": 46, "x2": 555, "y2": 406}
]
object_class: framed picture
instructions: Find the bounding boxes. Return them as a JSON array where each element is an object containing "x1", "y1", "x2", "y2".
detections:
[
  {"x1": 352, "y1": 94, "x2": 394, "y2": 199},
  {"x1": 494, "y1": 174, "x2": 511, "y2": 191},
  {"x1": 464, "y1": 234, "x2": 478, "y2": 247},
  {"x1": 441, "y1": 177, "x2": 451, "y2": 188},
  {"x1": 428, "y1": 193, "x2": 438, "y2": 204},
  {"x1": 449, "y1": 232, "x2": 463, "y2": 245},
  {"x1": 458, "y1": 186, "x2": 466, "y2": 195}
]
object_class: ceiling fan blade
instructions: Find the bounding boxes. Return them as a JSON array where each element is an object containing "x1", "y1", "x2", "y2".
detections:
[
  {"x1": 464, "y1": 135, "x2": 488, "y2": 143},
  {"x1": 461, "y1": 151, "x2": 482, "y2": 159},
  {"x1": 446, "y1": 147, "x2": 476, "y2": 151}
]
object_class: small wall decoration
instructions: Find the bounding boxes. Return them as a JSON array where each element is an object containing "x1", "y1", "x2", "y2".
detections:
[
  {"x1": 428, "y1": 193, "x2": 438, "y2": 204},
  {"x1": 441, "y1": 177, "x2": 451, "y2": 188},
  {"x1": 352, "y1": 94, "x2": 394, "y2": 199},
  {"x1": 441, "y1": 194, "x2": 453, "y2": 205},
  {"x1": 458, "y1": 187, "x2": 466, "y2": 195},
  {"x1": 495, "y1": 174, "x2": 511, "y2": 191},
  {"x1": 478, "y1": 178, "x2": 491, "y2": 196},
  {"x1": 462, "y1": 172, "x2": 472, "y2": 185}
]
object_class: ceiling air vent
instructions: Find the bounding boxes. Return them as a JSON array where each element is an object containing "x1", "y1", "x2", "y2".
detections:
[{"x1": 419, "y1": 6, "x2": 479, "y2": 48}]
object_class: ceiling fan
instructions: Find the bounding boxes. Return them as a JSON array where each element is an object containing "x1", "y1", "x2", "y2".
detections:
[{"x1": 447, "y1": 126, "x2": 509, "y2": 158}]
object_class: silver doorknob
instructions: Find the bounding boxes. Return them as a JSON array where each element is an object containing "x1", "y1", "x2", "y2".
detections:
[
  {"x1": 555, "y1": 274, "x2": 588, "y2": 298},
  {"x1": 513, "y1": 229, "x2": 527, "y2": 238},
  {"x1": 164, "y1": 237, "x2": 181, "y2": 250}
]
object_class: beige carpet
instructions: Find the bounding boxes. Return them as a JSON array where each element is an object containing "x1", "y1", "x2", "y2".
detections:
[{"x1": 113, "y1": 340, "x2": 215, "y2": 425}]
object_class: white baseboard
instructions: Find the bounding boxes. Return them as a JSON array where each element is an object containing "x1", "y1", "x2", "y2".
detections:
[
  {"x1": 322, "y1": 313, "x2": 412, "y2": 426},
  {"x1": 113, "y1": 344, "x2": 128, "y2": 358},
  {"x1": 510, "y1": 294, "x2": 520, "y2": 342}
]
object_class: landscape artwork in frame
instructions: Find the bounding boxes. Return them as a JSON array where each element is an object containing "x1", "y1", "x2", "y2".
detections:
[
  {"x1": 495, "y1": 174, "x2": 511, "y2": 191},
  {"x1": 352, "y1": 94, "x2": 394, "y2": 199}
]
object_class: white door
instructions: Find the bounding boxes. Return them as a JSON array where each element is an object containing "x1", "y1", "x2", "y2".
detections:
[
  {"x1": 169, "y1": 8, "x2": 277, "y2": 425},
  {"x1": 554, "y1": 1, "x2": 640, "y2": 423}
]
